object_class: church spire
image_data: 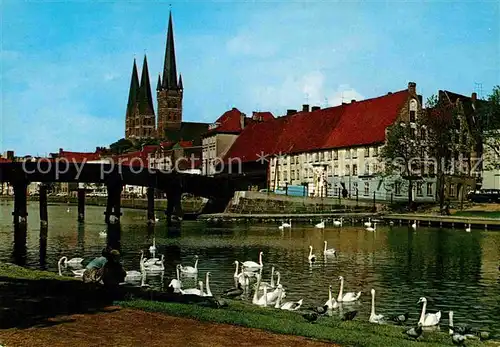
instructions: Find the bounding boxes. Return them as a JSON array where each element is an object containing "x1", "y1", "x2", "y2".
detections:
[
  {"x1": 156, "y1": 74, "x2": 162, "y2": 91},
  {"x1": 138, "y1": 54, "x2": 155, "y2": 115},
  {"x1": 162, "y1": 11, "x2": 178, "y2": 89},
  {"x1": 178, "y1": 74, "x2": 183, "y2": 90},
  {"x1": 126, "y1": 58, "x2": 139, "y2": 118}
]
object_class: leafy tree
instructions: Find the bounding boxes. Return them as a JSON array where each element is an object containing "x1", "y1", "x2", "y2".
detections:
[{"x1": 109, "y1": 138, "x2": 134, "y2": 154}]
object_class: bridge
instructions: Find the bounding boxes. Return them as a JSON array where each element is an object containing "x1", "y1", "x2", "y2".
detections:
[{"x1": 0, "y1": 161, "x2": 241, "y2": 225}]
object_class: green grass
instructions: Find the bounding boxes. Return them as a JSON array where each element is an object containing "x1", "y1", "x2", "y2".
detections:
[
  {"x1": 0, "y1": 262, "x2": 76, "y2": 281},
  {"x1": 118, "y1": 299, "x2": 491, "y2": 347},
  {"x1": 453, "y1": 211, "x2": 500, "y2": 219}
]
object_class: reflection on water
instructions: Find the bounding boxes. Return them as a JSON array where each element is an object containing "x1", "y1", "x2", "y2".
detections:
[{"x1": 0, "y1": 200, "x2": 499, "y2": 335}]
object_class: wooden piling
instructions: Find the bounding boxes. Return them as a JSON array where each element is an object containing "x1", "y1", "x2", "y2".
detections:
[
  {"x1": 77, "y1": 184, "x2": 85, "y2": 222},
  {"x1": 147, "y1": 186, "x2": 155, "y2": 223},
  {"x1": 39, "y1": 183, "x2": 48, "y2": 225},
  {"x1": 12, "y1": 181, "x2": 28, "y2": 225}
]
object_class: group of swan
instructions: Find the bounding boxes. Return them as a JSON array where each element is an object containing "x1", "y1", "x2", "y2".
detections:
[
  {"x1": 278, "y1": 219, "x2": 292, "y2": 230},
  {"x1": 179, "y1": 272, "x2": 213, "y2": 297},
  {"x1": 308, "y1": 242, "x2": 336, "y2": 263}
]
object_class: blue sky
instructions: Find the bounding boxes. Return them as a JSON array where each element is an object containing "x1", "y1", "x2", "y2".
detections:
[{"x1": 1, "y1": 1, "x2": 499, "y2": 156}]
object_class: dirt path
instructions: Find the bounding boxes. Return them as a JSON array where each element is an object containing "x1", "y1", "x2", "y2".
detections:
[{"x1": 0, "y1": 307, "x2": 337, "y2": 347}]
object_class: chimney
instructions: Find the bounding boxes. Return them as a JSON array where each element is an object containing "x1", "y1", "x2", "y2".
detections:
[
  {"x1": 387, "y1": 92, "x2": 393, "y2": 95},
  {"x1": 351, "y1": 99, "x2": 356, "y2": 103},
  {"x1": 408, "y1": 82, "x2": 416, "y2": 95},
  {"x1": 311, "y1": 106, "x2": 321, "y2": 111},
  {"x1": 240, "y1": 113, "x2": 245, "y2": 129},
  {"x1": 302, "y1": 104, "x2": 309, "y2": 112},
  {"x1": 286, "y1": 109, "x2": 297, "y2": 116},
  {"x1": 471, "y1": 92, "x2": 477, "y2": 102}
]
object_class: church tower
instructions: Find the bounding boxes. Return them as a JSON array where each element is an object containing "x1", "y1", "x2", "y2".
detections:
[
  {"x1": 157, "y1": 11, "x2": 183, "y2": 138},
  {"x1": 125, "y1": 59, "x2": 139, "y2": 139}
]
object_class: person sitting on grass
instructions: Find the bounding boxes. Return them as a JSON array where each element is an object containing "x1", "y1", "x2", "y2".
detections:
[
  {"x1": 82, "y1": 247, "x2": 111, "y2": 284},
  {"x1": 101, "y1": 249, "x2": 126, "y2": 288}
]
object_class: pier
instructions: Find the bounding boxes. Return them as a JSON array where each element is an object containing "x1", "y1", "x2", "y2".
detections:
[{"x1": 381, "y1": 213, "x2": 500, "y2": 230}]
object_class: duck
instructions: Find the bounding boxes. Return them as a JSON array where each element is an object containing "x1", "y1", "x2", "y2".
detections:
[
  {"x1": 369, "y1": 289, "x2": 385, "y2": 324},
  {"x1": 337, "y1": 276, "x2": 361, "y2": 302},
  {"x1": 324, "y1": 285, "x2": 338, "y2": 309},
  {"x1": 315, "y1": 220, "x2": 325, "y2": 229},
  {"x1": 323, "y1": 241, "x2": 336, "y2": 257},
  {"x1": 308, "y1": 246, "x2": 316, "y2": 263},
  {"x1": 222, "y1": 283, "x2": 244, "y2": 298},
  {"x1": 364, "y1": 218, "x2": 372, "y2": 227},
  {"x1": 417, "y1": 297, "x2": 441, "y2": 326},
  {"x1": 302, "y1": 312, "x2": 319, "y2": 323},
  {"x1": 390, "y1": 312, "x2": 409, "y2": 325},
  {"x1": 168, "y1": 264, "x2": 182, "y2": 293},
  {"x1": 66, "y1": 207, "x2": 70, "y2": 213},
  {"x1": 278, "y1": 219, "x2": 292, "y2": 230},
  {"x1": 411, "y1": 220, "x2": 417, "y2": 229},
  {"x1": 465, "y1": 224, "x2": 471, "y2": 232},
  {"x1": 274, "y1": 285, "x2": 302, "y2": 311},
  {"x1": 451, "y1": 333, "x2": 466, "y2": 346},
  {"x1": 180, "y1": 255, "x2": 199, "y2": 275},
  {"x1": 366, "y1": 223, "x2": 377, "y2": 232},
  {"x1": 180, "y1": 281, "x2": 204, "y2": 296},
  {"x1": 241, "y1": 251, "x2": 263, "y2": 269},
  {"x1": 342, "y1": 310, "x2": 358, "y2": 321},
  {"x1": 58, "y1": 256, "x2": 84, "y2": 268},
  {"x1": 333, "y1": 217, "x2": 343, "y2": 227},
  {"x1": 404, "y1": 324, "x2": 423, "y2": 340}
]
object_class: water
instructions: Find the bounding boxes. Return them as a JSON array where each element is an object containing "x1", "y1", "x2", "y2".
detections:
[{"x1": 1, "y1": 200, "x2": 499, "y2": 335}]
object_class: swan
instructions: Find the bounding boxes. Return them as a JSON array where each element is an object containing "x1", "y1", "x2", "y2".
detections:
[
  {"x1": 180, "y1": 255, "x2": 199, "y2": 275},
  {"x1": 124, "y1": 259, "x2": 144, "y2": 282},
  {"x1": 265, "y1": 282, "x2": 285, "y2": 304},
  {"x1": 99, "y1": 230, "x2": 107, "y2": 237},
  {"x1": 180, "y1": 280, "x2": 204, "y2": 296},
  {"x1": 364, "y1": 218, "x2": 372, "y2": 227},
  {"x1": 252, "y1": 275, "x2": 268, "y2": 306},
  {"x1": 315, "y1": 220, "x2": 325, "y2": 228},
  {"x1": 323, "y1": 241, "x2": 336, "y2": 256},
  {"x1": 448, "y1": 311, "x2": 472, "y2": 335},
  {"x1": 67, "y1": 207, "x2": 70, "y2": 213},
  {"x1": 149, "y1": 237, "x2": 157, "y2": 254},
  {"x1": 411, "y1": 220, "x2": 417, "y2": 229},
  {"x1": 417, "y1": 297, "x2": 441, "y2": 326},
  {"x1": 71, "y1": 269, "x2": 86, "y2": 277},
  {"x1": 59, "y1": 256, "x2": 84, "y2": 268},
  {"x1": 242, "y1": 251, "x2": 263, "y2": 269},
  {"x1": 57, "y1": 257, "x2": 67, "y2": 276},
  {"x1": 142, "y1": 250, "x2": 162, "y2": 267},
  {"x1": 274, "y1": 286, "x2": 302, "y2": 311},
  {"x1": 308, "y1": 246, "x2": 316, "y2": 263},
  {"x1": 203, "y1": 272, "x2": 213, "y2": 297},
  {"x1": 366, "y1": 223, "x2": 377, "y2": 232},
  {"x1": 255, "y1": 266, "x2": 275, "y2": 290},
  {"x1": 278, "y1": 219, "x2": 292, "y2": 229},
  {"x1": 369, "y1": 289, "x2": 385, "y2": 324},
  {"x1": 337, "y1": 276, "x2": 361, "y2": 302},
  {"x1": 465, "y1": 224, "x2": 471, "y2": 232},
  {"x1": 144, "y1": 255, "x2": 165, "y2": 272},
  {"x1": 325, "y1": 285, "x2": 338, "y2": 309},
  {"x1": 333, "y1": 217, "x2": 343, "y2": 227},
  {"x1": 168, "y1": 264, "x2": 182, "y2": 293}
]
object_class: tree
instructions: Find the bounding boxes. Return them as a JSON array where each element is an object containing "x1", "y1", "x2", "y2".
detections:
[
  {"x1": 476, "y1": 86, "x2": 500, "y2": 169},
  {"x1": 109, "y1": 138, "x2": 134, "y2": 154},
  {"x1": 381, "y1": 121, "x2": 421, "y2": 208}
]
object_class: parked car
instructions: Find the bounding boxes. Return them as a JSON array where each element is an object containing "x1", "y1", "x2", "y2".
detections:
[{"x1": 467, "y1": 189, "x2": 500, "y2": 203}]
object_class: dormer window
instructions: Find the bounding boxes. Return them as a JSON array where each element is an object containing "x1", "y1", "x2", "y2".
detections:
[{"x1": 409, "y1": 99, "x2": 417, "y2": 123}]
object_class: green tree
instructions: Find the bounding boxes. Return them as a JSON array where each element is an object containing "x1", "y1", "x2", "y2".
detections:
[{"x1": 109, "y1": 138, "x2": 134, "y2": 154}]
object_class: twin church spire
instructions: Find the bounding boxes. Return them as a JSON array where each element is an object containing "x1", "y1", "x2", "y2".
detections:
[{"x1": 125, "y1": 11, "x2": 183, "y2": 139}]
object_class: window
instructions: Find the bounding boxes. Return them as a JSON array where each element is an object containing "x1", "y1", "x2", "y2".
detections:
[
  {"x1": 395, "y1": 182, "x2": 402, "y2": 195},
  {"x1": 325, "y1": 151, "x2": 331, "y2": 161},
  {"x1": 410, "y1": 111, "x2": 416, "y2": 123},
  {"x1": 420, "y1": 128, "x2": 427, "y2": 141},
  {"x1": 365, "y1": 147, "x2": 370, "y2": 158},
  {"x1": 409, "y1": 99, "x2": 417, "y2": 123},
  {"x1": 291, "y1": 170, "x2": 295, "y2": 180},
  {"x1": 345, "y1": 164, "x2": 350, "y2": 176},
  {"x1": 373, "y1": 146, "x2": 379, "y2": 156},
  {"x1": 319, "y1": 152, "x2": 324, "y2": 162},
  {"x1": 353, "y1": 164, "x2": 358, "y2": 176},
  {"x1": 427, "y1": 183, "x2": 433, "y2": 196},
  {"x1": 334, "y1": 164, "x2": 339, "y2": 176},
  {"x1": 364, "y1": 182, "x2": 369, "y2": 196},
  {"x1": 353, "y1": 182, "x2": 358, "y2": 195},
  {"x1": 345, "y1": 150, "x2": 350, "y2": 159},
  {"x1": 352, "y1": 149, "x2": 358, "y2": 159},
  {"x1": 449, "y1": 184, "x2": 455, "y2": 197},
  {"x1": 364, "y1": 163, "x2": 370, "y2": 175},
  {"x1": 314, "y1": 153, "x2": 318, "y2": 162},
  {"x1": 327, "y1": 166, "x2": 333, "y2": 177},
  {"x1": 333, "y1": 150, "x2": 338, "y2": 160},
  {"x1": 416, "y1": 182, "x2": 423, "y2": 196}
]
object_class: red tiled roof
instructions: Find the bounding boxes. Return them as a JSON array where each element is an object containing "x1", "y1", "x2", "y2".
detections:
[
  {"x1": 225, "y1": 90, "x2": 410, "y2": 163},
  {"x1": 176, "y1": 140, "x2": 193, "y2": 148},
  {"x1": 58, "y1": 150, "x2": 101, "y2": 162},
  {"x1": 113, "y1": 150, "x2": 149, "y2": 167},
  {"x1": 252, "y1": 111, "x2": 275, "y2": 122},
  {"x1": 206, "y1": 108, "x2": 245, "y2": 135},
  {"x1": 0, "y1": 158, "x2": 12, "y2": 163}
]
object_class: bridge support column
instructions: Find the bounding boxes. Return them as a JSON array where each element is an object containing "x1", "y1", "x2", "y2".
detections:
[
  {"x1": 39, "y1": 183, "x2": 48, "y2": 226},
  {"x1": 12, "y1": 181, "x2": 28, "y2": 225},
  {"x1": 39, "y1": 224, "x2": 48, "y2": 268},
  {"x1": 13, "y1": 223, "x2": 27, "y2": 266},
  {"x1": 104, "y1": 173, "x2": 123, "y2": 225},
  {"x1": 77, "y1": 183, "x2": 85, "y2": 222},
  {"x1": 147, "y1": 186, "x2": 155, "y2": 224}
]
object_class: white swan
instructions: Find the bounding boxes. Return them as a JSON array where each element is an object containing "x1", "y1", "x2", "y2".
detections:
[
  {"x1": 411, "y1": 220, "x2": 417, "y2": 229},
  {"x1": 465, "y1": 224, "x2": 471, "y2": 232},
  {"x1": 180, "y1": 255, "x2": 199, "y2": 275},
  {"x1": 125, "y1": 259, "x2": 144, "y2": 282},
  {"x1": 265, "y1": 282, "x2": 285, "y2": 304},
  {"x1": 144, "y1": 255, "x2": 165, "y2": 272},
  {"x1": 236, "y1": 272, "x2": 250, "y2": 287},
  {"x1": 255, "y1": 266, "x2": 275, "y2": 290},
  {"x1": 181, "y1": 280, "x2": 204, "y2": 296},
  {"x1": 149, "y1": 237, "x2": 157, "y2": 254},
  {"x1": 364, "y1": 218, "x2": 372, "y2": 227},
  {"x1": 323, "y1": 241, "x2": 336, "y2": 256},
  {"x1": 203, "y1": 272, "x2": 213, "y2": 297},
  {"x1": 366, "y1": 223, "x2": 377, "y2": 232},
  {"x1": 252, "y1": 275, "x2": 268, "y2": 307},
  {"x1": 325, "y1": 285, "x2": 338, "y2": 309},
  {"x1": 278, "y1": 219, "x2": 292, "y2": 229},
  {"x1": 369, "y1": 289, "x2": 385, "y2": 324},
  {"x1": 71, "y1": 269, "x2": 86, "y2": 277},
  {"x1": 59, "y1": 256, "x2": 84, "y2": 268},
  {"x1": 99, "y1": 230, "x2": 107, "y2": 237},
  {"x1": 57, "y1": 257, "x2": 66, "y2": 276},
  {"x1": 417, "y1": 297, "x2": 441, "y2": 326},
  {"x1": 143, "y1": 249, "x2": 162, "y2": 267},
  {"x1": 315, "y1": 220, "x2": 325, "y2": 228},
  {"x1": 333, "y1": 217, "x2": 343, "y2": 227},
  {"x1": 242, "y1": 251, "x2": 263, "y2": 269},
  {"x1": 168, "y1": 264, "x2": 182, "y2": 293},
  {"x1": 67, "y1": 207, "x2": 70, "y2": 213},
  {"x1": 274, "y1": 285, "x2": 302, "y2": 311},
  {"x1": 308, "y1": 245, "x2": 316, "y2": 263},
  {"x1": 337, "y1": 276, "x2": 361, "y2": 302}
]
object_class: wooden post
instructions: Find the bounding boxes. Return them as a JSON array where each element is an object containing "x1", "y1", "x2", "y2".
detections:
[
  {"x1": 391, "y1": 192, "x2": 394, "y2": 204},
  {"x1": 39, "y1": 183, "x2": 48, "y2": 226},
  {"x1": 104, "y1": 172, "x2": 123, "y2": 224},
  {"x1": 12, "y1": 181, "x2": 28, "y2": 225},
  {"x1": 39, "y1": 224, "x2": 48, "y2": 268},
  {"x1": 356, "y1": 189, "x2": 359, "y2": 207},
  {"x1": 13, "y1": 223, "x2": 27, "y2": 266},
  {"x1": 372, "y1": 191, "x2": 376, "y2": 211},
  {"x1": 77, "y1": 183, "x2": 85, "y2": 222},
  {"x1": 147, "y1": 186, "x2": 155, "y2": 224}
]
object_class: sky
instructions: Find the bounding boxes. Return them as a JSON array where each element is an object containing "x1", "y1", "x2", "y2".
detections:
[{"x1": 1, "y1": 1, "x2": 499, "y2": 156}]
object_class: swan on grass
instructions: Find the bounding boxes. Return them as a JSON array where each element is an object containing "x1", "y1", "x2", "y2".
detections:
[
  {"x1": 274, "y1": 285, "x2": 302, "y2": 311},
  {"x1": 59, "y1": 256, "x2": 84, "y2": 268},
  {"x1": 364, "y1": 218, "x2": 372, "y2": 227},
  {"x1": 71, "y1": 269, "x2": 86, "y2": 277},
  {"x1": 315, "y1": 220, "x2": 325, "y2": 229},
  {"x1": 324, "y1": 285, "x2": 338, "y2": 309},
  {"x1": 180, "y1": 280, "x2": 204, "y2": 296},
  {"x1": 366, "y1": 223, "x2": 377, "y2": 232},
  {"x1": 337, "y1": 276, "x2": 361, "y2": 302},
  {"x1": 278, "y1": 219, "x2": 292, "y2": 230},
  {"x1": 417, "y1": 297, "x2": 441, "y2": 326},
  {"x1": 369, "y1": 289, "x2": 385, "y2": 324},
  {"x1": 308, "y1": 246, "x2": 316, "y2": 263},
  {"x1": 180, "y1": 255, "x2": 199, "y2": 275},
  {"x1": 242, "y1": 251, "x2": 263, "y2": 269},
  {"x1": 323, "y1": 241, "x2": 336, "y2": 256},
  {"x1": 168, "y1": 264, "x2": 182, "y2": 293},
  {"x1": 333, "y1": 217, "x2": 343, "y2": 227}
]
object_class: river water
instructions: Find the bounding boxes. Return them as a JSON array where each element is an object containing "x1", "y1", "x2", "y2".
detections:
[{"x1": 0, "y1": 201, "x2": 499, "y2": 336}]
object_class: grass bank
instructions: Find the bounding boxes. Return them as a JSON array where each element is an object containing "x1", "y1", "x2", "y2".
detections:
[
  {"x1": 0, "y1": 263, "x2": 76, "y2": 281},
  {"x1": 453, "y1": 210, "x2": 500, "y2": 219},
  {"x1": 118, "y1": 299, "x2": 491, "y2": 347}
]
